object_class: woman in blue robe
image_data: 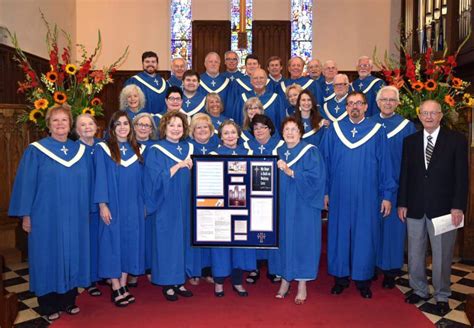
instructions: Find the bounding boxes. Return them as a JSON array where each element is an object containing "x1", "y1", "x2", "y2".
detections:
[
  {"x1": 119, "y1": 84, "x2": 147, "y2": 121},
  {"x1": 205, "y1": 92, "x2": 230, "y2": 135},
  {"x1": 294, "y1": 89, "x2": 326, "y2": 146},
  {"x1": 240, "y1": 97, "x2": 264, "y2": 144},
  {"x1": 75, "y1": 114, "x2": 102, "y2": 297},
  {"x1": 9, "y1": 104, "x2": 91, "y2": 320},
  {"x1": 268, "y1": 116, "x2": 326, "y2": 305},
  {"x1": 284, "y1": 83, "x2": 302, "y2": 117},
  {"x1": 244, "y1": 114, "x2": 284, "y2": 284},
  {"x1": 143, "y1": 111, "x2": 195, "y2": 301},
  {"x1": 210, "y1": 120, "x2": 256, "y2": 297},
  {"x1": 94, "y1": 111, "x2": 145, "y2": 307}
]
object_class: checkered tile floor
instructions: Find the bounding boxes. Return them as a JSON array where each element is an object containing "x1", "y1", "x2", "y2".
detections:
[{"x1": 2, "y1": 261, "x2": 474, "y2": 327}]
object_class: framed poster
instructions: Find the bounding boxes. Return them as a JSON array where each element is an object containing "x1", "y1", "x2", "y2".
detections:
[{"x1": 191, "y1": 154, "x2": 279, "y2": 248}]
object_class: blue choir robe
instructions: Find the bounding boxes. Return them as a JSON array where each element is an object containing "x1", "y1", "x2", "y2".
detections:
[
  {"x1": 125, "y1": 72, "x2": 168, "y2": 114},
  {"x1": 209, "y1": 145, "x2": 257, "y2": 277},
  {"x1": 8, "y1": 137, "x2": 91, "y2": 296},
  {"x1": 370, "y1": 113, "x2": 416, "y2": 271},
  {"x1": 268, "y1": 141, "x2": 326, "y2": 281},
  {"x1": 144, "y1": 140, "x2": 201, "y2": 284},
  {"x1": 285, "y1": 105, "x2": 296, "y2": 117},
  {"x1": 223, "y1": 70, "x2": 244, "y2": 82},
  {"x1": 232, "y1": 75, "x2": 252, "y2": 99},
  {"x1": 198, "y1": 73, "x2": 233, "y2": 113},
  {"x1": 182, "y1": 92, "x2": 207, "y2": 117},
  {"x1": 278, "y1": 77, "x2": 322, "y2": 106},
  {"x1": 94, "y1": 142, "x2": 145, "y2": 278},
  {"x1": 321, "y1": 94, "x2": 349, "y2": 122},
  {"x1": 79, "y1": 138, "x2": 101, "y2": 284},
  {"x1": 301, "y1": 118, "x2": 325, "y2": 146},
  {"x1": 352, "y1": 75, "x2": 385, "y2": 117},
  {"x1": 210, "y1": 114, "x2": 230, "y2": 134},
  {"x1": 321, "y1": 118, "x2": 397, "y2": 281},
  {"x1": 167, "y1": 75, "x2": 183, "y2": 88},
  {"x1": 138, "y1": 139, "x2": 158, "y2": 270},
  {"x1": 233, "y1": 90, "x2": 286, "y2": 128},
  {"x1": 319, "y1": 80, "x2": 335, "y2": 103},
  {"x1": 189, "y1": 136, "x2": 219, "y2": 155},
  {"x1": 313, "y1": 75, "x2": 325, "y2": 86},
  {"x1": 239, "y1": 129, "x2": 255, "y2": 145}
]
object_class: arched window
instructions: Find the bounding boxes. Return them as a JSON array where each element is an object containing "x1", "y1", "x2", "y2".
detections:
[
  {"x1": 291, "y1": 0, "x2": 313, "y2": 63},
  {"x1": 171, "y1": 0, "x2": 192, "y2": 67},
  {"x1": 230, "y1": 0, "x2": 253, "y2": 70}
]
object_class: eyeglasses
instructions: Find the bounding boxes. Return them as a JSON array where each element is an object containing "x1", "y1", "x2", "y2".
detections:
[
  {"x1": 347, "y1": 101, "x2": 366, "y2": 107},
  {"x1": 135, "y1": 123, "x2": 152, "y2": 129},
  {"x1": 334, "y1": 83, "x2": 348, "y2": 87},
  {"x1": 420, "y1": 111, "x2": 442, "y2": 117},
  {"x1": 114, "y1": 121, "x2": 129, "y2": 127},
  {"x1": 379, "y1": 98, "x2": 398, "y2": 103},
  {"x1": 225, "y1": 58, "x2": 238, "y2": 61},
  {"x1": 253, "y1": 125, "x2": 269, "y2": 131},
  {"x1": 358, "y1": 64, "x2": 371, "y2": 69},
  {"x1": 167, "y1": 97, "x2": 182, "y2": 102},
  {"x1": 248, "y1": 106, "x2": 261, "y2": 110}
]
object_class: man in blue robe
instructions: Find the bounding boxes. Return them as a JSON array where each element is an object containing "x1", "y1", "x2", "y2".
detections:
[
  {"x1": 198, "y1": 52, "x2": 233, "y2": 114},
  {"x1": 319, "y1": 60, "x2": 338, "y2": 105},
  {"x1": 182, "y1": 70, "x2": 206, "y2": 117},
  {"x1": 307, "y1": 58, "x2": 324, "y2": 85},
  {"x1": 371, "y1": 86, "x2": 416, "y2": 288},
  {"x1": 232, "y1": 54, "x2": 261, "y2": 97},
  {"x1": 167, "y1": 57, "x2": 187, "y2": 88},
  {"x1": 278, "y1": 56, "x2": 321, "y2": 106},
  {"x1": 352, "y1": 56, "x2": 386, "y2": 117},
  {"x1": 321, "y1": 92, "x2": 397, "y2": 299},
  {"x1": 222, "y1": 50, "x2": 244, "y2": 81},
  {"x1": 321, "y1": 74, "x2": 349, "y2": 122},
  {"x1": 233, "y1": 68, "x2": 285, "y2": 128},
  {"x1": 125, "y1": 51, "x2": 168, "y2": 114}
]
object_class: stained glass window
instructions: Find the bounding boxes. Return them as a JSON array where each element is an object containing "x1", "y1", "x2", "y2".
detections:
[
  {"x1": 231, "y1": 0, "x2": 253, "y2": 70},
  {"x1": 291, "y1": 0, "x2": 313, "y2": 64},
  {"x1": 171, "y1": 0, "x2": 192, "y2": 68}
]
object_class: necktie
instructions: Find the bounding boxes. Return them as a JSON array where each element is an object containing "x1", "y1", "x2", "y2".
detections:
[{"x1": 426, "y1": 135, "x2": 434, "y2": 166}]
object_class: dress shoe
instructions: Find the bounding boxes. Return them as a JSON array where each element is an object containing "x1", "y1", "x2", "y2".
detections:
[
  {"x1": 331, "y1": 284, "x2": 347, "y2": 295},
  {"x1": 174, "y1": 285, "x2": 193, "y2": 297},
  {"x1": 162, "y1": 287, "x2": 178, "y2": 301},
  {"x1": 232, "y1": 285, "x2": 248, "y2": 297},
  {"x1": 436, "y1": 301, "x2": 450, "y2": 316},
  {"x1": 382, "y1": 276, "x2": 396, "y2": 289},
  {"x1": 214, "y1": 290, "x2": 225, "y2": 297},
  {"x1": 359, "y1": 287, "x2": 372, "y2": 299},
  {"x1": 405, "y1": 293, "x2": 429, "y2": 304}
]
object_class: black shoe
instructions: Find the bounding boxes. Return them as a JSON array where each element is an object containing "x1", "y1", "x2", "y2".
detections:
[
  {"x1": 405, "y1": 293, "x2": 429, "y2": 304},
  {"x1": 214, "y1": 290, "x2": 225, "y2": 297},
  {"x1": 436, "y1": 301, "x2": 450, "y2": 316},
  {"x1": 111, "y1": 288, "x2": 129, "y2": 307},
  {"x1": 174, "y1": 285, "x2": 193, "y2": 297},
  {"x1": 120, "y1": 286, "x2": 135, "y2": 303},
  {"x1": 86, "y1": 285, "x2": 102, "y2": 297},
  {"x1": 245, "y1": 270, "x2": 260, "y2": 284},
  {"x1": 162, "y1": 286, "x2": 178, "y2": 301},
  {"x1": 331, "y1": 284, "x2": 347, "y2": 295},
  {"x1": 359, "y1": 287, "x2": 372, "y2": 299},
  {"x1": 128, "y1": 281, "x2": 138, "y2": 288},
  {"x1": 382, "y1": 276, "x2": 395, "y2": 289},
  {"x1": 267, "y1": 274, "x2": 281, "y2": 284},
  {"x1": 232, "y1": 285, "x2": 248, "y2": 297}
]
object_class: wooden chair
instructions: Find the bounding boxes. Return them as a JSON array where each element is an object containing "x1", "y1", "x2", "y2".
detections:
[{"x1": 0, "y1": 255, "x2": 19, "y2": 328}]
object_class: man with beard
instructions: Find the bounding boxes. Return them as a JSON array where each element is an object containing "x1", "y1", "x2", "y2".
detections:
[
  {"x1": 125, "y1": 51, "x2": 168, "y2": 114},
  {"x1": 321, "y1": 91, "x2": 396, "y2": 299},
  {"x1": 352, "y1": 56, "x2": 385, "y2": 117},
  {"x1": 167, "y1": 57, "x2": 187, "y2": 88}
]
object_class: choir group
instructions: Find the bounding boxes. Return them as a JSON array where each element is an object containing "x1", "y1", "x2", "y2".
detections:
[{"x1": 8, "y1": 50, "x2": 419, "y2": 320}]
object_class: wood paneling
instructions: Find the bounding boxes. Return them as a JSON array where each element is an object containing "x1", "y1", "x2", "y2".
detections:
[
  {"x1": 191, "y1": 20, "x2": 231, "y2": 73},
  {"x1": 252, "y1": 21, "x2": 291, "y2": 76}
]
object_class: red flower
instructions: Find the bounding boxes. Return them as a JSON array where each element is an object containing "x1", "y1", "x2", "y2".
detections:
[
  {"x1": 49, "y1": 44, "x2": 59, "y2": 67},
  {"x1": 446, "y1": 55, "x2": 457, "y2": 67},
  {"x1": 90, "y1": 70, "x2": 105, "y2": 83},
  {"x1": 61, "y1": 47, "x2": 70, "y2": 64},
  {"x1": 77, "y1": 60, "x2": 91, "y2": 83}
]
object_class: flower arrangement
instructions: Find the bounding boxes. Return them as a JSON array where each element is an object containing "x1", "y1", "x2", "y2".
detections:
[
  {"x1": 8, "y1": 13, "x2": 128, "y2": 130},
  {"x1": 373, "y1": 35, "x2": 473, "y2": 128}
]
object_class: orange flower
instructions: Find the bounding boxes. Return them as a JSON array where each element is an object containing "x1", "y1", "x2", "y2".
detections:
[
  {"x1": 451, "y1": 77, "x2": 463, "y2": 88},
  {"x1": 46, "y1": 71, "x2": 58, "y2": 83},
  {"x1": 91, "y1": 97, "x2": 102, "y2": 106},
  {"x1": 392, "y1": 79, "x2": 404, "y2": 89},
  {"x1": 444, "y1": 94, "x2": 455, "y2": 107},
  {"x1": 424, "y1": 79, "x2": 437, "y2": 91},
  {"x1": 411, "y1": 81, "x2": 424, "y2": 92},
  {"x1": 34, "y1": 98, "x2": 49, "y2": 110},
  {"x1": 53, "y1": 91, "x2": 67, "y2": 104}
]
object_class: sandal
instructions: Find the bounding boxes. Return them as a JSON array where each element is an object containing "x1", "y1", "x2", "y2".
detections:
[
  {"x1": 46, "y1": 312, "x2": 60, "y2": 321},
  {"x1": 65, "y1": 305, "x2": 80, "y2": 315},
  {"x1": 111, "y1": 288, "x2": 129, "y2": 307},
  {"x1": 120, "y1": 286, "x2": 135, "y2": 303},
  {"x1": 267, "y1": 274, "x2": 281, "y2": 284},
  {"x1": 246, "y1": 270, "x2": 260, "y2": 284},
  {"x1": 87, "y1": 285, "x2": 102, "y2": 297},
  {"x1": 275, "y1": 285, "x2": 291, "y2": 299},
  {"x1": 162, "y1": 286, "x2": 178, "y2": 301},
  {"x1": 174, "y1": 285, "x2": 193, "y2": 297}
]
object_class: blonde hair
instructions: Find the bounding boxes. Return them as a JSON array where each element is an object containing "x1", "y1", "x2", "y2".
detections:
[
  {"x1": 242, "y1": 97, "x2": 263, "y2": 130},
  {"x1": 46, "y1": 103, "x2": 73, "y2": 129},
  {"x1": 189, "y1": 113, "x2": 214, "y2": 139}
]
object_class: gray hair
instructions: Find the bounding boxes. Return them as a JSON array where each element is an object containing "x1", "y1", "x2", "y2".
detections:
[
  {"x1": 132, "y1": 112, "x2": 158, "y2": 140},
  {"x1": 119, "y1": 84, "x2": 146, "y2": 111},
  {"x1": 376, "y1": 85, "x2": 400, "y2": 102}
]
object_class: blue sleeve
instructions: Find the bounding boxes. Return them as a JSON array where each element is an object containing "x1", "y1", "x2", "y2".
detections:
[
  {"x1": 294, "y1": 147, "x2": 326, "y2": 209},
  {"x1": 143, "y1": 147, "x2": 171, "y2": 215},
  {"x1": 93, "y1": 145, "x2": 110, "y2": 204},
  {"x1": 378, "y1": 131, "x2": 398, "y2": 202}
]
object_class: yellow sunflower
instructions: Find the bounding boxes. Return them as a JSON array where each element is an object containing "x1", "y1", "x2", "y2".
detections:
[
  {"x1": 467, "y1": 97, "x2": 474, "y2": 107},
  {"x1": 411, "y1": 81, "x2": 424, "y2": 92},
  {"x1": 90, "y1": 97, "x2": 102, "y2": 106},
  {"x1": 451, "y1": 77, "x2": 463, "y2": 89},
  {"x1": 82, "y1": 107, "x2": 95, "y2": 116},
  {"x1": 34, "y1": 98, "x2": 49, "y2": 110},
  {"x1": 46, "y1": 71, "x2": 58, "y2": 83},
  {"x1": 463, "y1": 93, "x2": 471, "y2": 101},
  {"x1": 416, "y1": 106, "x2": 420, "y2": 115},
  {"x1": 53, "y1": 91, "x2": 67, "y2": 104},
  {"x1": 424, "y1": 79, "x2": 438, "y2": 91},
  {"x1": 29, "y1": 109, "x2": 44, "y2": 123},
  {"x1": 65, "y1": 64, "x2": 77, "y2": 75},
  {"x1": 444, "y1": 94, "x2": 455, "y2": 107}
]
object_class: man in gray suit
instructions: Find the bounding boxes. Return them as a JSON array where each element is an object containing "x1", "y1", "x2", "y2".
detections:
[{"x1": 398, "y1": 100, "x2": 468, "y2": 315}]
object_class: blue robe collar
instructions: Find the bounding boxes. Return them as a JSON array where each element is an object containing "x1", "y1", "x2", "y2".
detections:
[
  {"x1": 97, "y1": 141, "x2": 144, "y2": 167},
  {"x1": 182, "y1": 92, "x2": 206, "y2": 116},
  {"x1": 167, "y1": 75, "x2": 183, "y2": 88},
  {"x1": 280, "y1": 76, "x2": 313, "y2": 93},
  {"x1": 371, "y1": 113, "x2": 411, "y2": 139},
  {"x1": 247, "y1": 134, "x2": 284, "y2": 155},
  {"x1": 333, "y1": 119, "x2": 382, "y2": 149},
  {"x1": 153, "y1": 140, "x2": 193, "y2": 162},
  {"x1": 278, "y1": 141, "x2": 314, "y2": 167},
  {"x1": 353, "y1": 75, "x2": 382, "y2": 93},
  {"x1": 132, "y1": 72, "x2": 166, "y2": 94},
  {"x1": 200, "y1": 73, "x2": 230, "y2": 93},
  {"x1": 213, "y1": 144, "x2": 252, "y2": 155},
  {"x1": 32, "y1": 137, "x2": 85, "y2": 167}
]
